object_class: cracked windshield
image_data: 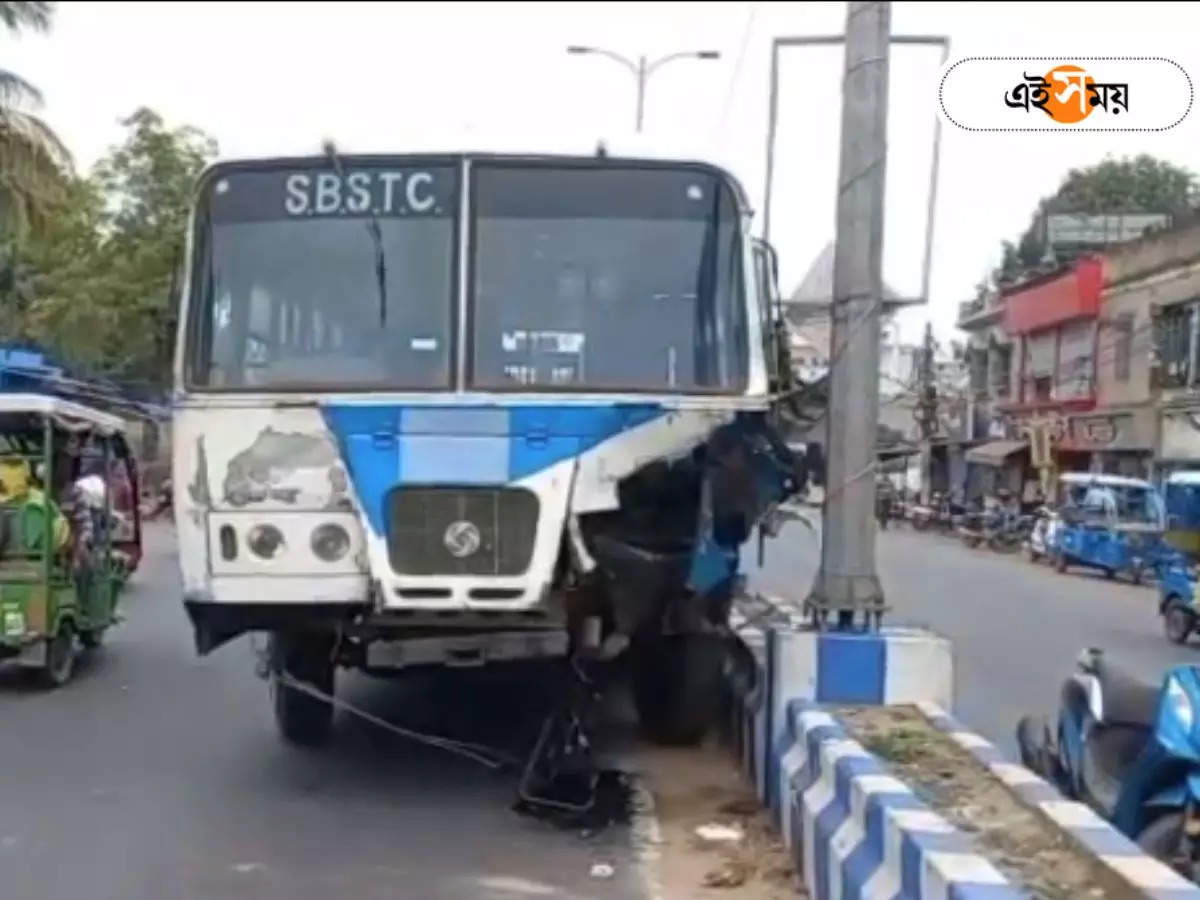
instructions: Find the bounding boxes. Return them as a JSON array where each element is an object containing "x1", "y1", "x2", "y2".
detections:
[{"x1": 1, "y1": 2, "x2": 1199, "y2": 899}]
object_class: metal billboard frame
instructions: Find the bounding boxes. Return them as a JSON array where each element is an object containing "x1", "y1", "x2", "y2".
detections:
[{"x1": 762, "y1": 34, "x2": 950, "y2": 307}]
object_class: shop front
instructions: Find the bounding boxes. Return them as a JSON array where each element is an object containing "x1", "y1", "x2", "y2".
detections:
[
  {"x1": 964, "y1": 438, "x2": 1028, "y2": 502},
  {"x1": 1059, "y1": 408, "x2": 1156, "y2": 479}
]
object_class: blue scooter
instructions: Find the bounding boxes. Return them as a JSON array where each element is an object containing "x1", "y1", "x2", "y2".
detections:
[{"x1": 1018, "y1": 648, "x2": 1200, "y2": 880}]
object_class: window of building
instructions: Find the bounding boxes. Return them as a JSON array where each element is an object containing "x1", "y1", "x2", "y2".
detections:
[
  {"x1": 1056, "y1": 319, "x2": 1095, "y2": 401},
  {"x1": 991, "y1": 345, "x2": 1012, "y2": 398},
  {"x1": 1156, "y1": 301, "x2": 1195, "y2": 388},
  {"x1": 1114, "y1": 312, "x2": 1134, "y2": 382}
]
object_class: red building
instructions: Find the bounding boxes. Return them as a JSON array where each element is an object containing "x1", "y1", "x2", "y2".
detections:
[{"x1": 998, "y1": 256, "x2": 1105, "y2": 472}]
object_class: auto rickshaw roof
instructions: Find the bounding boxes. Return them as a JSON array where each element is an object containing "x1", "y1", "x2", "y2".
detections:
[
  {"x1": 0, "y1": 393, "x2": 126, "y2": 435},
  {"x1": 1058, "y1": 472, "x2": 1154, "y2": 489},
  {"x1": 1167, "y1": 471, "x2": 1200, "y2": 486}
]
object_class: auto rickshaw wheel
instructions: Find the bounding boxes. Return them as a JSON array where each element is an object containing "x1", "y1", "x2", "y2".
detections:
[
  {"x1": 80, "y1": 628, "x2": 104, "y2": 650},
  {"x1": 40, "y1": 621, "x2": 76, "y2": 688},
  {"x1": 1104, "y1": 567, "x2": 1116, "y2": 580},
  {"x1": 1055, "y1": 552, "x2": 1068, "y2": 573},
  {"x1": 1165, "y1": 606, "x2": 1195, "y2": 645}
]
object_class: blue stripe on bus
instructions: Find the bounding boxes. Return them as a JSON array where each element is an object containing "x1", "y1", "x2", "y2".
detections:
[{"x1": 320, "y1": 403, "x2": 664, "y2": 533}]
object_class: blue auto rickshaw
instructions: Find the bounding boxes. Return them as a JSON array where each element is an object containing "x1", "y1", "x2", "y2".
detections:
[
  {"x1": 1157, "y1": 471, "x2": 1200, "y2": 643},
  {"x1": 1052, "y1": 472, "x2": 1164, "y2": 585}
]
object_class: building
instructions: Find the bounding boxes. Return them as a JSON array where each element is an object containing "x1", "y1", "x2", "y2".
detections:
[
  {"x1": 956, "y1": 219, "x2": 1200, "y2": 500},
  {"x1": 1139, "y1": 222, "x2": 1200, "y2": 475}
]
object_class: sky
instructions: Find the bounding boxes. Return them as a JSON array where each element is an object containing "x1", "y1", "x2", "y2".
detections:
[{"x1": 4, "y1": 0, "x2": 1198, "y2": 346}]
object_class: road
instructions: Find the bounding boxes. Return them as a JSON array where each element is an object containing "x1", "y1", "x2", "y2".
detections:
[
  {"x1": 0, "y1": 525, "x2": 655, "y2": 900},
  {"x1": 0, "y1": 524, "x2": 797, "y2": 900},
  {"x1": 748, "y1": 517, "x2": 1198, "y2": 753}
]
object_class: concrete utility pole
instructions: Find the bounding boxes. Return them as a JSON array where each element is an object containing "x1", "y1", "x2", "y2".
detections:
[
  {"x1": 806, "y1": 1, "x2": 891, "y2": 630},
  {"x1": 916, "y1": 321, "x2": 938, "y2": 505}
]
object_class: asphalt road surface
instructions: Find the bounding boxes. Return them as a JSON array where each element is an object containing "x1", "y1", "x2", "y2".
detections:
[
  {"x1": 0, "y1": 525, "x2": 656, "y2": 900},
  {"x1": 748, "y1": 517, "x2": 1198, "y2": 753}
]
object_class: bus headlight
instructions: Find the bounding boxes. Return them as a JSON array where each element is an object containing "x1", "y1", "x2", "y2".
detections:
[
  {"x1": 311, "y1": 523, "x2": 350, "y2": 562},
  {"x1": 246, "y1": 524, "x2": 286, "y2": 560}
]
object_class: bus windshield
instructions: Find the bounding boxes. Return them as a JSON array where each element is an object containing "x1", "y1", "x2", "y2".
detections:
[
  {"x1": 186, "y1": 157, "x2": 747, "y2": 394},
  {"x1": 470, "y1": 164, "x2": 746, "y2": 392},
  {"x1": 190, "y1": 162, "x2": 459, "y2": 390}
]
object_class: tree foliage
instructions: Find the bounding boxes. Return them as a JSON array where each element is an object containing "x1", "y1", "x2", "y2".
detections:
[
  {"x1": 0, "y1": 1, "x2": 72, "y2": 236},
  {"x1": 3, "y1": 108, "x2": 216, "y2": 390},
  {"x1": 992, "y1": 154, "x2": 1199, "y2": 286}
]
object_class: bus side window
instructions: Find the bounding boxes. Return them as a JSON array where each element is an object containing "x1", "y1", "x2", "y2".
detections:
[{"x1": 752, "y1": 241, "x2": 780, "y2": 385}]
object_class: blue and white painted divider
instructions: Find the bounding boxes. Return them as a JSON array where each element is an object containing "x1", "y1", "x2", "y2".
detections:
[
  {"x1": 781, "y1": 699, "x2": 1016, "y2": 898},
  {"x1": 916, "y1": 700, "x2": 1200, "y2": 899},
  {"x1": 727, "y1": 604, "x2": 953, "y2": 810},
  {"x1": 725, "y1": 598, "x2": 1200, "y2": 898}
]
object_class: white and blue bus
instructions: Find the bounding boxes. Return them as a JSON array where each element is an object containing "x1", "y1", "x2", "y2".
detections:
[{"x1": 172, "y1": 138, "x2": 803, "y2": 746}]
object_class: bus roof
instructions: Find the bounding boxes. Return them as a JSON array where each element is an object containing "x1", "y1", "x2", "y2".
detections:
[
  {"x1": 198, "y1": 132, "x2": 754, "y2": 212},
  {"x1": 1059, "y1": 472, "x2": 1155, "y2": 489},
  {"x1": 0, "y1": 393, "x2": 126, "y2": 434}
]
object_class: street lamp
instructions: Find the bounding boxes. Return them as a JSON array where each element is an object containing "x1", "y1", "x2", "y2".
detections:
[{"x1": 566, "y1": 45, "x2": 721, "y2": 132}]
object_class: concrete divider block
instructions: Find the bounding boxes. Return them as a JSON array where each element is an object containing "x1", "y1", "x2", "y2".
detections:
[
  {"x1": 780, "y1": 699, "x2": 1018, "y2": 899},
  {"x1": 916, "y1": 701, "x2": 1200, "y2": 899},
  {"x1": 722, "y1": 601, "x2": 1200, "y2": 898},
  {"x1": 764, "y1": 624, "x2": 953, "y2": 813}
]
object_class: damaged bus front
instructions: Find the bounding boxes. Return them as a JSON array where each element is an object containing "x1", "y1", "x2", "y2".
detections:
[{"x1": 172, "y1": 148, "x2": 804, "y2": 746}]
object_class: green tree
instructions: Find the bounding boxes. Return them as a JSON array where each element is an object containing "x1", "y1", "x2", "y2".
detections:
[
  {"x1": 18, "y1": 108, "x2": 216, "y2": 387},
  {"x1": 0, "y1": 1, "x2": 71, "y2": 236},
  {"x1": 993, "y1": 154, "x2": 1198, "y2": 285}
]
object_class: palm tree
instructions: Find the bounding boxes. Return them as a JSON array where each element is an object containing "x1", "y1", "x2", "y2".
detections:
[{"x1": 0, "y1": 1, "x2": 71, "y2": 236}]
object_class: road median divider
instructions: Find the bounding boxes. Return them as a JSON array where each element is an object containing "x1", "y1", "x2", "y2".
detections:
[{"x1": 723, "y1": 596, "x2": 1199, "y2": 898}]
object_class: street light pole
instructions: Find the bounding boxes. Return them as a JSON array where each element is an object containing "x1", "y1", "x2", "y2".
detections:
[{"x1": 567, "y1": 46, "x2": 720, "y2": 132}]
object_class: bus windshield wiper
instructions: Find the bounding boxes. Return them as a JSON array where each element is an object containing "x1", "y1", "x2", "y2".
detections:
[{"x1": 323, "y1": 139, "x2": 388, "y2": 327}]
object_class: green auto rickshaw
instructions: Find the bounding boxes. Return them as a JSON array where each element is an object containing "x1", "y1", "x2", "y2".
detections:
[{"x1": 0, "y1": 393, "x2": 142, "y2": 687}]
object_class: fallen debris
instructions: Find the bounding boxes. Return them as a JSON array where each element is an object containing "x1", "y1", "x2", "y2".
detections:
[
  {"x1": 704, "y1": 858, "x2": 752, "y2": 888},
  {"x1": 694, "y1": 823, "x2": 745, "y2": 844}
]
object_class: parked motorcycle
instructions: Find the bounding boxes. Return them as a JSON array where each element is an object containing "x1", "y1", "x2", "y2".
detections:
[
  {"x1": 910, "y1": 493, "x2": 959, "y2": 534},
  {"x1": 988, "y1": 512, "x2": 1035, "y2": 553},
  {"x1": 1025, "y1": 506, "x2": 1059, "y2": 563},
  {"x1": 956, "y1": 507, "x2": 994, "y2": 549},
  {"x1": 1017, "y1": 648, "x2": 1200, "y2": 881}
]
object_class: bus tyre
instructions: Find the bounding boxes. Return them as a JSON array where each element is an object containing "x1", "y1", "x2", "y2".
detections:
[
  {"x1": 40, "y1": 621, "x2": 76, "y2": 689},
  {"x1": 1164, "y1": 606, "x2": 1195, "y2": 645},
  {"x1": 270, "y1": 633, "x2": 336, "y2": 747},
  {"x1": 632, "y1": 633, "x2": 724, "y2": 747}
]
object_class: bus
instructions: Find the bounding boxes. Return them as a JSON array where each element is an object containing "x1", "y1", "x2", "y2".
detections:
[{"x1": 171, "y1": 139, "x2": 804, "y2": 747}]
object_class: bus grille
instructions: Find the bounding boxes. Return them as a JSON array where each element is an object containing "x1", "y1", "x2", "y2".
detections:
[{"x1": 386, "y1": 487, "x2": 539, "y2": 577}]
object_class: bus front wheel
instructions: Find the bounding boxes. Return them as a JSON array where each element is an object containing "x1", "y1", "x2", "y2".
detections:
[
  {"x1": 269, "y1": 632, "x2": 336, "y2": 747},
  {"x1": 631, "y1": 633, "x2": 725, "y2": 747}
]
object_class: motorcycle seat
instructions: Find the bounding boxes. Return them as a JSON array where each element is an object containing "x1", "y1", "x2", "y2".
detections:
[{"x1": 1094, "y1": 659, "x2": 1160, "y2": 728}]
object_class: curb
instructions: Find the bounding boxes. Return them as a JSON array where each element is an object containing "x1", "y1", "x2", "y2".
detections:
[
  {"x1": 724, "y1": 597, "x2": 1200, "y2": 898},
  {"x1": 915, "y1": 700, "x2": 1200, "y2": 900},
  {"x1": 781, "y1": 698, "x2": 1016, "y2": 899}
]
